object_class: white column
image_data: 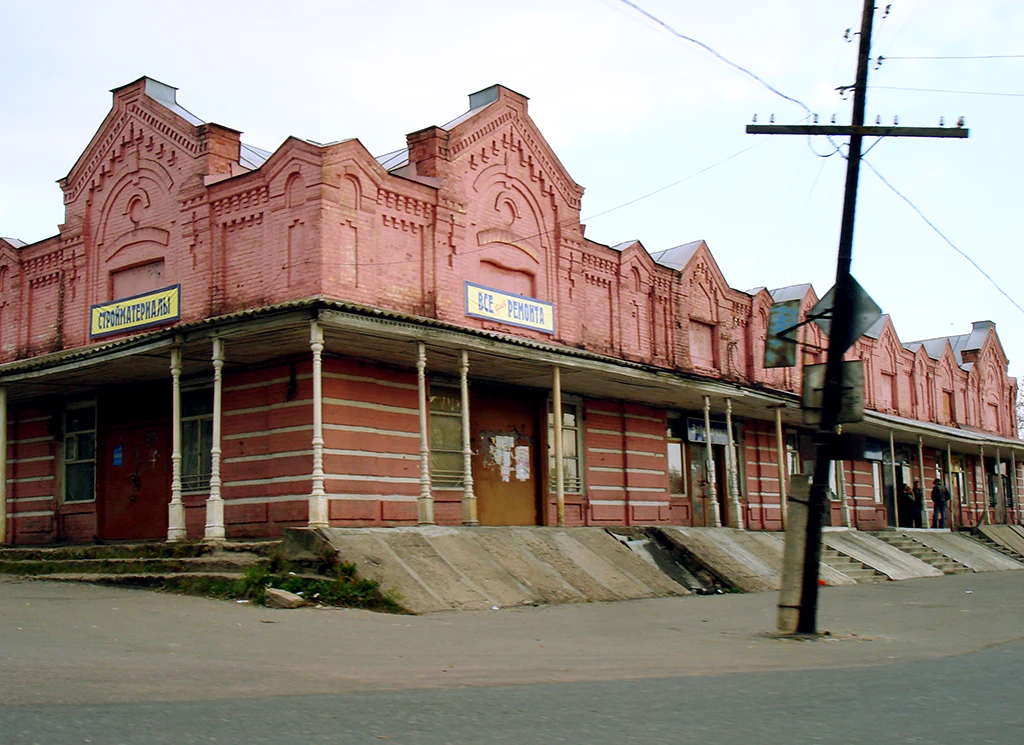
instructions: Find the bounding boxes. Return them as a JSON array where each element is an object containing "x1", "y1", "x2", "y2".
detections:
[
  {"x1": 918, "y1": 436, "x2": 929, "y2": 529},
  {"x1": 704, "y1": 396, "x2": 721, "y2": 527},
  {"x1": 553, "y1": 366, "x2": 565, "y2": 527},
  {"x1": 889, "y1": 431, "x2": 900, "y2": 527},
  {"x1": 307, "y1": 321, "x2": 329, "y2": 528},
  {"x1": 416, "y1": 341, "x2": 434, "y2": 525},
  {"x1": 837, "y1": 459, "x2": 852, "y2": 527},
  {"x1": 459, "y1": 350, "x2": 477, "y2": 526},
  {"x1": 775, "y1": 404, "x2": 787, "y2": 530},
  {"x1": 204, "y1": 338, "x2": 226, "y2": 540},
  {"x1": 996, "y1": 447, "x2": 1003, "y2": 523},
  {"x1": 167, "y1": 347, "x2": 187, "y2": 542},
  {"x1": 979, "y1": 445, "x2": 990, "y2": 525},
  {"x1": 725, "y1": 398, "x2": 743, "y2": 529},
  {"x1": 0, "y1": 387, "x2": 7, "y2": 545},
  {"x1": 946, "y1": 443, "x2": 954, "y2": 529}
]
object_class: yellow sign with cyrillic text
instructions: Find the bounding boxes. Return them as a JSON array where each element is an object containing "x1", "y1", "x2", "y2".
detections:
[
  {"x1": 90, "y1": 285, "x2": 181, "y2": 339},
  {"x1": 464, "y1": 281, "x2": 555, "y2": 334}
]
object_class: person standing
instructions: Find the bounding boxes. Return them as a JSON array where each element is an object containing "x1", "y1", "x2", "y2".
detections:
[{"x1": 931, "y1": 478, "x2": 950, "y2": 529}]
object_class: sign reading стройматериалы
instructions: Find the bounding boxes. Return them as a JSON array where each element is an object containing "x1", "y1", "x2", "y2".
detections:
[
  {"x1": 89, "y1": 285, "x2": 181, "y2": 339},
  {"x1": 464, "y1": 281, "x2": 555, "y2": 334}
]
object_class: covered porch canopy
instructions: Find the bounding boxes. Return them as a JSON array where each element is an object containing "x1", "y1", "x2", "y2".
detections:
[{"x1": 1, "y1": 297, "x2": 1021, "y2": 542}]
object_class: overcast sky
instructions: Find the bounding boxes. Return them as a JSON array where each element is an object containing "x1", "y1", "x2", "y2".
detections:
[{"x1": 2, "y1": 0, "x2": 1022, "y2": 379}]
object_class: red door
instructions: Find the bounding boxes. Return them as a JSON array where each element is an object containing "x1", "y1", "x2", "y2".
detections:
[{"x1": 101, "y1": 425, "x2": 171, "y2": 540}]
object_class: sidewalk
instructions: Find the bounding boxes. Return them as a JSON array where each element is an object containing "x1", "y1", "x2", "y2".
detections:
[{"x1": 2, "y1": 571, "x2": 1022, "y2": 707}]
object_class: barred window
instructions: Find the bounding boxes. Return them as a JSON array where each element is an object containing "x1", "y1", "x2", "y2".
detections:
[
  {"x1": 181, "y1": 389, "x2": 213, "y2": 492},
  {"x1": 430, "y1": 386, "x2": 464, "y2": 489}
]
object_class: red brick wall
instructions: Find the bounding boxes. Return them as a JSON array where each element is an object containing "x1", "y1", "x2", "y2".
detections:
[{"x1": 5, "y1": 409, "x2": 61, "y2": 544}]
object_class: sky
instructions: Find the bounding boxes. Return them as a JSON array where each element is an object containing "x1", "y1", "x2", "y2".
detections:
[{"x1": 2, "y1": 0, "x2": 1022, "y2": 377}]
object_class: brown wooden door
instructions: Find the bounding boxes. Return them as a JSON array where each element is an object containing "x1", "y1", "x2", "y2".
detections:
[
  {"x1": 471, "y1": 385, "x2": 541, "y2": 526},
  {"x1": 101, "y1": 425, "x2": 170, "y2": 540}
]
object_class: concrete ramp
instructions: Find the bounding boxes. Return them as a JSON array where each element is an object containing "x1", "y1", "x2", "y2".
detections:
[
  {"x1": 1009, "y1": 525, "x2": 1024, "y2": 544},
  {"x1": 979, "y1": 525, "x2": 1024, "y2": 558},
  {"x1": 824, "y1": 531, "x2": 942, "y2": 580},
  {"x1": 284, "y1": 527, "x2": 686, "y2": 614},
  {"x1": 655, "y1": 527, "x2": 855, "y2": 593},
  {"x1": 905, "y1": 530, "x2": 1023, "y2": 572}
]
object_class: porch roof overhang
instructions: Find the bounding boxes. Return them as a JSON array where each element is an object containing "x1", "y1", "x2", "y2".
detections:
[{"x1": 1, "y1": 295, "x2": 1021, "y2": 456}]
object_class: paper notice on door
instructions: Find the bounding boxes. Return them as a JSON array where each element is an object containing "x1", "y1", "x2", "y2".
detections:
[
  {"x1": 500, "y1": 448, "x2": 512, "y2": 482},
  {"x1": 495, "y1": 435, "x2": 514, "y2": 451},
  {"x1": 514, "y1": 446, "x2": 530, "y2": 481}
]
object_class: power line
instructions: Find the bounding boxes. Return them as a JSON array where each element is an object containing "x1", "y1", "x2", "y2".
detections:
[
  {"x1": 872, "y1": 85, "x2": 1024, "y2": 98},
  {"x1": 862, "y1": 158, "x2": 1024, "y2": 317},
  {"x1": 884, "y1": 54, "x2": 1024, "y2": 60}
]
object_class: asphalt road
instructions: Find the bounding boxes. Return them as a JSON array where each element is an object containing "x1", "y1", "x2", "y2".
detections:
[{"x1": 2, "y1": 571, "x2": 1022, "y2": 744}]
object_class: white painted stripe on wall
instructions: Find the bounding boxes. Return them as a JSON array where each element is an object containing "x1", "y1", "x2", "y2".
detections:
[
  {"x1": 587, "y1": 428, "x2": 621, "y2": 436},
  {"x1": 9, "y1": 455, "x2": 54, "y2": 464},
  {"x1": 11, "y1": 510, "x2": 54, "y2": 518},
  {"x1": 324, "y1": 449, "x2": 419, "y2": 461},
  {"x1": 626, "y1": 468, "x2": 665, "y2": 475},
  {"x1": 588, "y1": 499, "x2": 626, "y2": 505},
  {"x1": 624, "y1": 413, "x2": 663, "y2": 423},
  {"x1": 589, "y1": 466, "x2": 624, "y2": 473},
  {"x1": 8, "y1": 436, "x2": 52, "y2": 445},
  {"x1": 623, "y1": 486, "x2": 667, "y2": 493},
  {"x1": 224, "y1": 450, "x2": 313, "y2": 464},
  {"x1": 589, "y1": 499, "x2": 666, "y2": 506},
  {"x1": 223, "y1": 374, "x2": 310, "y2": 393},
  {"x1": 629, "y1": 500, "x2": 670, "y2": 506},
  {"x1": 325, "y1": 474, "x2": 420, "y2": 484},
  {"x1": 15, "y1": 415, "x2": 53, "y2": 424},
  {"x1": 626, "y1": 450, "x2": 665, "y2": 458},
  {"x1": 323, "y1": 398, "x2": 418, "y2": 416},
  {"x1": 8, "y1": 496, "x2": 54, "y2": 503},
  {"x1": 6, "y1": 475, "x2": 54, "y2": 484},
  {"x1": 323, "y1": 372, "x2": 418, "y2": 391},
  {"x1": 328, "y1": 493, "x2": 419, "y2": 502},
  {"x1": 224, "y1": 424, "x2": 312, "y2": 441},
  {"x1": 589, "y1": 485, "x2": 626, "y2": 491},
  {"x1": 625, "y1": 430, "x2": 664, "y2": 441},
  {"x1": 588, "y1": 447, "x2": 623, "y2": 454},
  {"x1": 223, "y1": 494, "x2": 307, "y2": 506},
  {"x1": 324, "y1": 423, "x2": 419, "y2": 439},
  {"x1": 224, "y1": 399, "x2": 312, "y2": 416},
  {"x1": 223, "y1": 474, "x2": 311, "y2": 487}
]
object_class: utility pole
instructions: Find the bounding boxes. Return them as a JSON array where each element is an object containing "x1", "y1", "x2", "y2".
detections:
[{"x1": 748, "y1": 0, "x2": 967, "y2": 634}]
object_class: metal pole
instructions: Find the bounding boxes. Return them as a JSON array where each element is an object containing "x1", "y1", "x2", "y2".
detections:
[
  {"x1": 167, "y1": 346, "x2": 186, "y2": 541},
  {"x1": 416, "y1": 341, "x2": 434, "y2": 525},
  {"x1": 204, "y1": 338, "x2": 226, "y2": 540},
  {"x1": 797, "y1": 0, "x2": 877, "y2": 635},
  {"x1": 704, "y1": 396, "x2": 721, "y2": 527},
  {"x1": 917, "y1": 436, "x2": 928, "y2": 529},
  {"x1": 459, "y1": 350, "x2": 477, "y2": 526},
  {"x1": 308, "y1": 322, "x2": 329, "y2": 528},
  {"x1": 775, "y1": 405, "x2": 787, "y2": 530},
  {"x1": 725, "y1": 398, "x2": 743, "y2": 529},
  {"x1": 553, "y1": 366, "x2": 565, "y2": 527}
]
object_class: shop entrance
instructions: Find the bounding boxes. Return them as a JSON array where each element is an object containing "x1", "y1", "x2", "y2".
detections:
[
  {"x1": 689, "y1": 443, "x2": 729, "y2": 527},
  {"x1": 100, "y1": 424, "x2": 171, "y2": 540},
  {"x1": 471, "y1": 384, "x2": 542, "y2": 526}
]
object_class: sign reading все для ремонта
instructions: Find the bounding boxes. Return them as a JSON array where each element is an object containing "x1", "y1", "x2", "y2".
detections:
[
  {"x1": 464, "y1": 281, "x2": 555, "y2": 335},
  {"x1": 89, "y1": 285, "x2": 181, "y2": 339}
]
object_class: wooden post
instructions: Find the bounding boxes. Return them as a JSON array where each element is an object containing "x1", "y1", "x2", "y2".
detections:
[
  {"x1": 416, "y1": 341, "x2": 434, "y2": 525},
  {"x1": 167, "y1": 346, "x2": 186, "y2": 541},
  {"x1": 459, "y1": 350, "x2": 477, "y2": 526},
  {"x1": 775, "y1": 404, "x2": 787, "y2": 530},
  {"x1": 553, "y1": 366, "x2": 565, "y2": 527},
  {"x1": 704, "y1": 396, "x2": 720, "y2": 527},
  {"x1": 204, "y1": 338, "x2": 226, "y2": 540},
  {"x1": 307, "y1": 321, "x2": 329, "y2": 528}
]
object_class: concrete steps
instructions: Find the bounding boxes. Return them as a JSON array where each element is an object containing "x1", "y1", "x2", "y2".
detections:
[
  {"x1": 969, "y1": 531, "x2": 1024, "y2": 563},
  {"x1": 871, "y1": 532, "x2": 971, "y2": 575},
  {"x1": 820, "y1": 546, "x2": 888, "y2": 583}
]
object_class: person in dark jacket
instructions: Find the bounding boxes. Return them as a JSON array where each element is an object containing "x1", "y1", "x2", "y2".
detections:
[
  {"x1": 931, "y1": 478, "x2": 950, "y2": 528},
  {"x1": 912, "y1": 480, "x2": 924, "y2": 528}
]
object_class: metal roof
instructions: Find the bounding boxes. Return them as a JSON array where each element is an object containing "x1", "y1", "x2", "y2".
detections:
[
  {"x1": 239, "y1": 143, "x2": 272, "y2": 170},
  {"x1": 649, "y1": 240, "x2": 703, "y2": 271},
  {"x1": 769, "y1": 284, "x2": 813, "y2": 303},
  {"x1": 375, "y1": 147, "x2": 410, "y2": 171}
]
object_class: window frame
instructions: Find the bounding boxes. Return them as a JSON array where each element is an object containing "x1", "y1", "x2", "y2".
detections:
[
  {"x1": 428, "y1": 383, "x2": 465, "y2": 490},
  {"x1": 666, "y1": 414, "x2": 687, "y2": 497},
  {"x1": 62, "y1": 401, "x2": 97, "y2": 504},
  {"x1": 548, "y1": 395, "x2": 584, "y2": 495},
  {"x1": 180, "y1": 386, "x2": 214, "y2": 494}
]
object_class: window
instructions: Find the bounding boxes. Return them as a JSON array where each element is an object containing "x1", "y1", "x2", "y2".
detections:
[
  {"x1": 785, "y1": 433, "x2": 803, "y2": 477},
  {"x1": 871, "y1": 462, "x2": 883, "y2": 503},
  {"x1": 828, "y1": 461, "x2": 842, "y2": 501},
  {"x1": 181, "y1": 389, "x2": 214, "y2": 492},
  {"x1": 429, "y1": 386, "x2": 464, "y2": 489},
  {"x1": 548, "y1": 399, "x2": 582, "y2": 493},
  {"x1": 64, "y1": 404, "x2": 96, "y2": 503},
  {"x1": 950, "y1": 456, "x2": 967, "y2": 506},
  {"x1": 667, "y1": 416, "x2": 686, "y2": 496}
]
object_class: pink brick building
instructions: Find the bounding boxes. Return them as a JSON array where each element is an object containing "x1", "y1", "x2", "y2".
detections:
[{"x1": 0, "y1": 77, "x2": 1020, "y2": 545}]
